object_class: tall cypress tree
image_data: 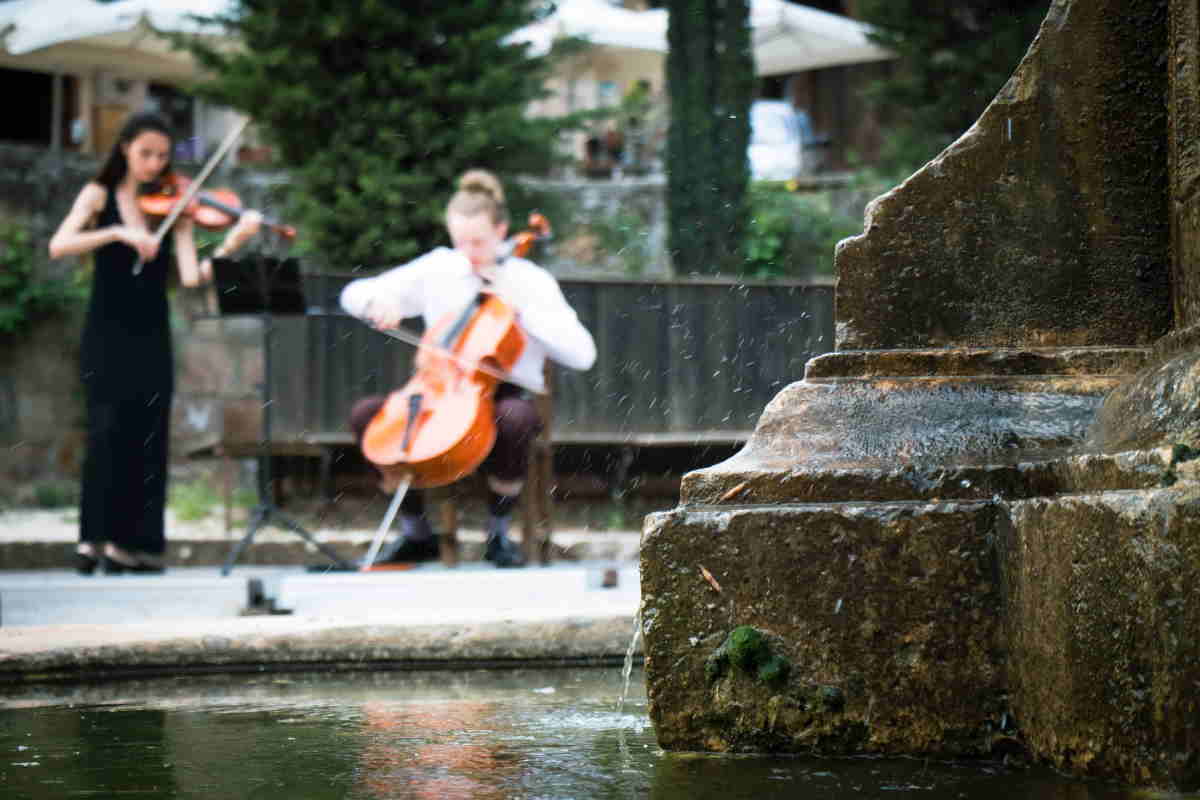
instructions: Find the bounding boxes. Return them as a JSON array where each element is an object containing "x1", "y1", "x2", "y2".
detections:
[
  {"x1": 665, "y1": 0, "x2": 754, "y2": 275},
  {"x1": 181, "y1": 0, "x2": 562, "y2": 269}
]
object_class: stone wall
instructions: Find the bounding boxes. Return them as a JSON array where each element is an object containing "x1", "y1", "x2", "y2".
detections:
[{"x1": 0, "y1": 310, "x2": 88, "y2": 497}]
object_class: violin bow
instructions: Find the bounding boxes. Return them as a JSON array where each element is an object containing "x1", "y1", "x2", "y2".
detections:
[{"x1": 134, "y1": 117, "x2": 250, "y2": 275}]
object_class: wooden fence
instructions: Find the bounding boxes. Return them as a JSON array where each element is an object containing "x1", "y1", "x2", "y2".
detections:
[{"x1": 174, "y1": 274, "x2": 835, "y2": 457}]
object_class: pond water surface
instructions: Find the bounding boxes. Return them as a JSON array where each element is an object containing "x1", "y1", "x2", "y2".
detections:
[{"x1": 0, "y1": 668, "x2": 1178, "y2": 799}]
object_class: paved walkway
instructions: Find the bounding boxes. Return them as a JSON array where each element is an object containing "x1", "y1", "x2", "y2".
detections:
[{"x1": 0, "y1": 509, "x2": 645, "y2": 682}]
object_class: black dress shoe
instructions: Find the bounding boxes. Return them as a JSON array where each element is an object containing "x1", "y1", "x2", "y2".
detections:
[
  {"x1": 75, "y1": 552, "x2": 99, "y2": 576},
  {"x1": 377, "y1": 535, "x2": 439, "y2": 564},
  {"x1": 484, "y1": 536, "x2": 526, "y2": 568}
]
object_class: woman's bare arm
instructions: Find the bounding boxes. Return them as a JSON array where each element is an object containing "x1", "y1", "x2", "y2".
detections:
[{"x1": 48, "y1": 182, "x2": 157, "y2": 261}]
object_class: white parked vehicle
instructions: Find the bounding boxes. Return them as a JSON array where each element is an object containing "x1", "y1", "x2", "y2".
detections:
[{"x1": 748, "y1": 99, "x2": 803, "y2": 181}]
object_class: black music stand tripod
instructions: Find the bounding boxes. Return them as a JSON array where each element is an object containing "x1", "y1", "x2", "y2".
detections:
[{"x1": 214, "y1": 256, "x2": 355, "y2": 575}]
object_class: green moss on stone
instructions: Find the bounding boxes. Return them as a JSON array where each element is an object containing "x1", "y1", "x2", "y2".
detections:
[
  {"x1": 727, "y1": 625, "x2": 770, "y2": 671},
  {"x1": 708, "y1": 626, "x2": 793, "y2": 688}
]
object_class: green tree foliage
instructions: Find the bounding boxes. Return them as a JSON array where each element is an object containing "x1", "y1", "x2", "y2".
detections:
[
  {"x1": 665, "y1": 0, "x2": 755, "y2": 275},
  {"x1": 856, "y1": 0, "x2": 1049, "y2": 177},
  {"x1": 181, "y1": 0, "x2": 566, "y2": 269},
  {"x1": 743, "y1": 184, "x2": 861, "y2": 279}
]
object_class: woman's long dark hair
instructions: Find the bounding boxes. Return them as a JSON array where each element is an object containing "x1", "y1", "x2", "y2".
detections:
[{"x1": 93, "y1": 111, "x2": 175, "y2": 189}]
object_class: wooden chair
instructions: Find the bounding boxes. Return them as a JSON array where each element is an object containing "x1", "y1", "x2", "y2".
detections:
[{"x1": 436, "y1": 364, "x2": 555, "y2": 566}]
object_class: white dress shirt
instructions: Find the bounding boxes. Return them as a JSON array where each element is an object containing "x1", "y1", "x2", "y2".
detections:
[{"x1": 339, "y1": 247, "x2": 596, "y2": 393}]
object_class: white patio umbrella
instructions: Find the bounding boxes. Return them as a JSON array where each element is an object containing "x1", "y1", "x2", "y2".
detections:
[
  {"x1": 508, "y1": 0, "x2": 668, "y2": 55},
  {"x1": 749, "y1": 0, "x2": 893, "y2": 75},
  {"x1": 0, "y1": 0, "x2": 229, "y2": 73},
  {"x1": 510, "y1": 0, "x2": 892, "y2": 75}
]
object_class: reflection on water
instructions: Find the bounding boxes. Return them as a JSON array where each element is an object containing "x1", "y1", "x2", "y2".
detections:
[{"x1": 0, "y1": 668, "x2": 1165, "y2": 799}]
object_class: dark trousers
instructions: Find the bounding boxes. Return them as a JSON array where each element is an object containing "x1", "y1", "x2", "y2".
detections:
[
  {"x1": 80, "y1": 389, "x2": 171, "y2": 555},
  {"x1": 349, "y1": 383, "x2": 542, "y2": 515}
]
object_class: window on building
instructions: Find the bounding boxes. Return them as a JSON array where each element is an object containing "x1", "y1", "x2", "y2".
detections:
[
  {"x1": 0, "y1": 68, "x2": 53, "y2": 145},
  {"x1": 0, "y1": 67, "x2": 80, "y2": 150}
]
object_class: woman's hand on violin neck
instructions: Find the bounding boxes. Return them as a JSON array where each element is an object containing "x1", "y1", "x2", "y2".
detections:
[
  {"x1": 208, "y1": 210, "x2": 264, "y2": 263},
  {"x1": 117, "y1": 225, "x2": 160, "y2": 261},
  {"x1": 241, "y1": 209, "x2": 264, "y2": 232},
  {"x1": 227, "y1": 209, "x2": 263, "y2": 249}
]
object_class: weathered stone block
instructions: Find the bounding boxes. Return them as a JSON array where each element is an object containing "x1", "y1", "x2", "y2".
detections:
[
  {"x1": 641, "y1": 501, "x2": 1005, "y2": 755},
  {"x1": 999, "y1": 487, "x2": 1200, "y2": 788}
]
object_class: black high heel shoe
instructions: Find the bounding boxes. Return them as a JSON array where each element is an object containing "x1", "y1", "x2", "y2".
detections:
[
  {"x1": 102, "y1": 555, "x2": 165, "y2": 575},
  {"x1": 102, "y1": 547, "x2": 166, "y2": 575}
]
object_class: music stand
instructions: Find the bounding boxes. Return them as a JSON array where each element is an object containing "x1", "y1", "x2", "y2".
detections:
[{"x1": 213, "y1": 256, "x2": 355, "y2": 575}]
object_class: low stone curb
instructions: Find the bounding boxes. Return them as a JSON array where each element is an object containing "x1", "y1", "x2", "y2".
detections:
[{"x1": 0, "y1": 614, "x2": 642, "y2": 684}]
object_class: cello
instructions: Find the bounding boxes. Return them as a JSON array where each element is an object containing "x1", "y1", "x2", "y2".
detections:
[{"x1": 357, "y1": 213, "x2": 551, "y2": 568}]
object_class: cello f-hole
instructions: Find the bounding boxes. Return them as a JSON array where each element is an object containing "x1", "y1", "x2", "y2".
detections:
[{"x1": 402, "y1": 393, "x2": 424, "y2": 453}]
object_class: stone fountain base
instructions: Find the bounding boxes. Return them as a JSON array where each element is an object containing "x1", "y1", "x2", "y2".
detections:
[{"x1": 642, "y1": 346, "x2": 1200, "y2": 789}]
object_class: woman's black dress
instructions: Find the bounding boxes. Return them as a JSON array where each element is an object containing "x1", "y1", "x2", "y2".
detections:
[{"x1": 79, "y1": 185, "x2": 174, "y2": 555}]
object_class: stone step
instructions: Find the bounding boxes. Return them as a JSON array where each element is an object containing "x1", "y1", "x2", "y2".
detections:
[
  {"x1": 676, "y1": 362, "x2": 1164, "y2": 506},
  {"x1": 725, "y1": 377, "x2": 1115, "y2": 474},
  {"x1": 681, "y1": 448, "x2": 1173, "y2": 506},
  {"x1": 805, "y1": 347, "x2": 1151, "y2": 381}
]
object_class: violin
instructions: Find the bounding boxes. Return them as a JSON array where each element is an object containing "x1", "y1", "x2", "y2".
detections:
[
  {"x1": 359, "y1": 213, "x2": 551, "y2": 490},
  {"x1": 139, "y1": 172, "x2": 296, "y2": 240}
]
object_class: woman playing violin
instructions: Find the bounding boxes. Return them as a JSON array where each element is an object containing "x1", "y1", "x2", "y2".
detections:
[
  {"x1": 48, "y1": 111, "x2": 262, "y2": 574},
  {"x1": 341, "y1": 169, "x2": 596, "y2": 568}
]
